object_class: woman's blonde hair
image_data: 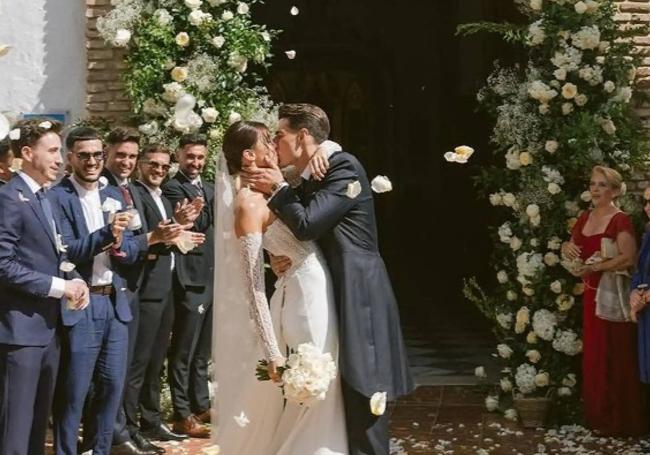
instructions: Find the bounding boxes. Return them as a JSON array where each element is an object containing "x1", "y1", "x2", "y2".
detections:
[{"x1": 591, "y1": 165, "x2": 625, "y2": 196}]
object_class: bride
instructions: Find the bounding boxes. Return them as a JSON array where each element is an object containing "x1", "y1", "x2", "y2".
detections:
[{"x1": 212, "y1": 120, "x2": 348, "y2": 455}]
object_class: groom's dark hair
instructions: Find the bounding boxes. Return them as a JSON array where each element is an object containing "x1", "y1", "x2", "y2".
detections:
[{"x1": 279, "y1": 103, "x2": 330, "y2": 144}]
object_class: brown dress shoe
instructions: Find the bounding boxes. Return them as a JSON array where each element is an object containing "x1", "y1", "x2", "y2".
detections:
[
  {"x1": 194, "y1": 409, "x2": 211, "y2": 424},
  {"x1": 172, "y1": 415, "x2": 210, "y2": 438}
]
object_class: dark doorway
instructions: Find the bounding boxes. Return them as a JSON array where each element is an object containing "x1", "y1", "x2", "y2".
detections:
[{"x1": 254, "y1": 1, "x2": 522, "y2": 378}]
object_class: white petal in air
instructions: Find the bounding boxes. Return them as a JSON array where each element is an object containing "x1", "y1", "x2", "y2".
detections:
[
  {"x1": 234, "y1": 412, "x2": 250, "y2": 427},
  {"x1": 17, "y1": 191, "x2": 29, "y2": 202},
  {"x1": 346, "y1": 181, "x2": 362, "y2": 199},
  {"x1": 285, "y1": 50, "x2": 296, "y2": 60},
  {"x1": 38, "y1": 120, "x2": 52, "y2": 130},
  {"x1": 371, "y1": 175, "x2": 393, "y2": 193},
  {"x1": 290, "y1": 6, "x2": 299, "y2": 15},
  {"x1": 0, "y1": 45, "x2": 11, "y2": 57},
  {"x1": 370, "y1": 391, "x2": 387, "y2": 416},
  {"x1": 8, "y1": 128, "x2": 20, "y2": 141}
]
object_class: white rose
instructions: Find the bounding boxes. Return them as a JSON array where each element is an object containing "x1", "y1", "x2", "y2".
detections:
[
  {"x1": 561, "y1": 83, "x2": 578, "y2": 99},
  {"x1": 113, "y1": 29, "x2": 131, "y2": 47},
  {"x1": 369, "y1": 391, "x2": 387, "y2": 416},
  {"x1": 500, "y1": 378, "x2": 513, "y2": 392},
  {"x1": 176, "y1": 32, "x2": 190, "y2": 47},
  {"x1": 530, "y1": 0, "x2": 542, "y2": 10},
  {"x1": 237, "y1": 2, "x2": 250, "y2": 14},
  {"x1": 530, "y1": 238, "x2": 539, "y2": 247},
  {"x1": 548, "y1": 182, "x2": 561, "y2": 195},
  {"x1": 201, "y1": 108, "x2": 219, "y2": 123},
  {"x1": 497, "y1": 344, "x2": 513, "y2": 359},
  {"x1": 475, "y1": 366, "x2": 487, "y2": 378},
  {"x1": 507, "y1": 290, "x2": 517, "y2": 301},
  {"x1": 485, "y1": 395, "x2": 499, "y2": 412},
  {"x1": 544, "y1": 252, "x2": 560, "y2": 267},
  {"x1": 556, "y1": 294, "x2": 575, "y2": 311},
  {"x1": 574, "y1": 93, "x2": 588, "y2": 106},
  {"x1": 580, "y1": 190, "x2": 592, "y2": 202},
  {"x1": 558, "y1": 387, "x2": 572, "y2": 397},
  {"x1": 547, "y1": 237, "x2": 562, "y2": 250},
  {"x1": 601, "y1": 119, "x2": 616, "y2": 135},
  {"x1": 545, "y1": 140, "x2": 559, "y2": 154},
  {"x1": 212, "y1": 36, "x2": 225, "y2": 48},
  {"x1": 222, "y1": 10, "x2": 234, "y2": 21},
  {"x1": 228, "y1": 112, "x2": 242, "y2": 124},
  {"x1": 515, "y1": 307, "x2": 530, "y2": 334},
  {"x1": 562, "y1": 103, "x2": 573, "y2": 115},
  {"x1": 604, "y1": 80, "x2": 615, "y2": 93},
  {"x1": 502, "y1": 193, "x2": 516, "y2": 207},
  {"x1": 371, "y1": 176, "x2": 393, "y2": 193},
  {"x1": 550, "y1": 280, "x2": 562, "y2": 294},
  {"x1": 489, "y1": 193, "x2": 503, "y2": 206},
  {"x1": 526, "y1": 204, "x2": 540, "y2": 218},
  {"x1": 526, "y1": 350, "x2": 541, "y2": 363},
  {"x1": 523, "y1": 287, "x2": 535, "y2": 296},
  {"x1": 510, "y1": 237, "x2": 522, "y2": 251},
  {"x1": 155, "y1": 9, "x2": 173, "y2": 26},
  {"x1": 519, "y1": 152, "x2": 533, "y2": 166},
  {"x1": 534, "y1": 372, "x2": 550, "y2": 387},
  {"x1": 539, "y1": 103, "x2": 550, "y2": 115},
  {"x1": 553, "y1": 68, "x2": 567, "y2": 81},
  {"x1": 171, "y1": 66, "x2": 188, "y2": 83},
  {"x1": 562, "y1": 374, "x2": 577, "y2": 387},
  {"x1": 574, "y1": 1, "x2": 587, "y2": 14},
  {"x1": 527, "y1": 331, "x2": 538, "y2": 344},
  {"x1": 189, "y1": 10, "x2": 210, "y2": 26},
  {"x1": 228, "y1": 52, "x2": 248, "y2": 73},
  {"x1": 185, "y1": 0, "x2": 202, "y2": 9}
]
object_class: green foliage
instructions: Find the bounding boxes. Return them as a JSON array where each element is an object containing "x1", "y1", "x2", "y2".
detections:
[{"x1": 456, "y1": 22, "x2": 528, "y2": 44}]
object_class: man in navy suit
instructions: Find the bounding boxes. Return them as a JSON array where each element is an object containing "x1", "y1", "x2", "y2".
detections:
[
  {"x1": 0, "y1": 119, "x2": 89, "y2": 455},
  {"x1": 51, "y1": 127, "x2": 148, "y2": 455}
]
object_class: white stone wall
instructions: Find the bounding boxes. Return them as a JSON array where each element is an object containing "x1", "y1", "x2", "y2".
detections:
[{"x1": 0, "y1": 0, "x2": 86, "y2": 123}]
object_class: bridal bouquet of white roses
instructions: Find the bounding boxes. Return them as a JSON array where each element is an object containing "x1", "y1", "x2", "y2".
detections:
[{"x1": 256, "y1": 342, "x2": 337, "y2": 405}]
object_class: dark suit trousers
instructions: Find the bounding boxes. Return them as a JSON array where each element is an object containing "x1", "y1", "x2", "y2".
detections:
[
  {"x1": 54, "y1": 295, "x2": 128, "y2": 455},
  {"x1": 342, "y1": 380, "x2": 390, "y2": 455},
  {"x1": 82, "y1": 291, "x2": 141, "y2": 447},
  {"x1": 168, "y1": 275, "x2": 211, "y2": 420},
  {"x1": 189, "y1": 304, "x2": 212, "y2": 414},
  {"x1": 125, "y1": 291, "x2": 174, "y2": 432},
  {"x1": 0, "y1": 336, "x2": 60, "y2": 455}
]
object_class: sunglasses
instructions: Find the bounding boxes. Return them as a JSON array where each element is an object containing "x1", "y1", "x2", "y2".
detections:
[
  {"x1": 144, "y1": 161, "x2": 171, "y2": 172},
  {"x1": 75, "y1": 151, "x2": 105, "y2": 162}
]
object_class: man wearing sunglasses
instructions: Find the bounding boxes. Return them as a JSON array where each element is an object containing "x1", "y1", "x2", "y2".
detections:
[{"x1": 50, "y1": 127, "x2": 149, "y2": 455}]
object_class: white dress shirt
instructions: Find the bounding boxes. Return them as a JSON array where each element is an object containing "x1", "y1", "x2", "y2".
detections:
[
  {"x1": 70, "y1": 176, "x2": 113, "y2": 286},
  {"x1": 17, "y1": 171, "x2": 67, "y2": 298},
  {"x1": 140, "y1": 181, "x2": 175, "y2": 270}
]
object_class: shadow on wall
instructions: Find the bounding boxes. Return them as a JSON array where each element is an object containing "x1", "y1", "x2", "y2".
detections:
[{"x1": 38, "y1": 0, "x2": 86, "y2": 124}]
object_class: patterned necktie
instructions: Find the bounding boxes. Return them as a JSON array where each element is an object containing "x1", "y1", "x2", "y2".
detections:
[
  {"x1": 36, "y1": 189, "x2": 57, "y2": 238},
  {"x1": 120, "y1": 183, "x2": 134, "y2": 208}
]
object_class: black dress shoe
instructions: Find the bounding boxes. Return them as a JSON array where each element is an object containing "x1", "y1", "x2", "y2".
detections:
[
  {"x1": 132, "y1": 432, "x2": 165, "y2": 454},
  {"x1": 110, "y1": 440, "x2": 157, "y2": 455},
  {"x1": 141, "y1": 422, "x2": 188, "y2": 441}
]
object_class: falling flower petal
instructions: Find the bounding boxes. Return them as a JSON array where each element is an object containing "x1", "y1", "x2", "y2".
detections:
[
  {"x1": 8, "y1": 128, "x2": 20, "y2": 141},
  {"x1": 59, "y1": 261, "x2": 76, "y2": 272},
  {"x1": 38, "y1": 121, "x2": 52, "y2": 130},
  {"x1": 370, "y1": 391, "x2": 387, "y2": 416},
  {"x1": 234, "y1": 412, "x2": 250, "y2": 427},
  {"x1": 285, "y1": 50, "x2": 296, "y2": 59},
  {"x1": 0, "y1": 45, "x2": 11, "y2": 57},
  {"x1": 290, "y1": 6, "x2": 299, "y2": 15},
  {"x1": 371, "y1": 175, "x2": 393, "y2": 193}
]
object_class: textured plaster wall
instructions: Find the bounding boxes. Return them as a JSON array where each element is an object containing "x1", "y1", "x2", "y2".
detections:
[{"x1": 0, "y1": 0, "x2": 86, "y2": 123}]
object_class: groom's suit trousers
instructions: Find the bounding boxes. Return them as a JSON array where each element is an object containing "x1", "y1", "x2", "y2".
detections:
[{"x1": 342, "y1": 380, "x2": 390, "y2": 455}]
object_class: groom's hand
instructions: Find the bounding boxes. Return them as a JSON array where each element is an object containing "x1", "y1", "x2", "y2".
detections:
[
  {"x1": 242, "y1": 156, "x2": 285, "y2": 195},
  {"x1": 269, "y1": 253, "x2": 292, "y2": 277}
]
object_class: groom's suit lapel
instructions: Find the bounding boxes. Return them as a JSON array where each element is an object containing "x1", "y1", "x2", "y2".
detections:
[{"x1": 14, "y1": 177, "x2": 58, "y2": 252}]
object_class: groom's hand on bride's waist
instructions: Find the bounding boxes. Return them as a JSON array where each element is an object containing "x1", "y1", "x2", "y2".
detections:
[{"x1": 269, "y1": 253, "x2": 292, "y2": 277}]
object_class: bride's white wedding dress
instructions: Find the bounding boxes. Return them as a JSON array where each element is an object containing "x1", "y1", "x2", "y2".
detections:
[{"x1": 213, "y1": 166, "x2": 348, "y2": 455}]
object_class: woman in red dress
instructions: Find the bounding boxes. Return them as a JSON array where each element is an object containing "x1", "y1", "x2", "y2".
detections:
[{"x1": 562, "y1": 165, "x2": 646, "y2": 436}]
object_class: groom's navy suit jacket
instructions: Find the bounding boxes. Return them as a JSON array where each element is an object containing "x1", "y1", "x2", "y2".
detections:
[
  {"x1": 0, "y1": 175, "x2": 70, "y2": 346},
  {"x1": 51, "y1": 177, "x2": 147, "y2": 326},
  {"x1": 269, "y1": 150, "x2": 414, "y2": 400}
]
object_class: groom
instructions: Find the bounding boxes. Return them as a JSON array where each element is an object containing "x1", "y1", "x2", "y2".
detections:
[{"x1": 246, "y1": 103, "x2": 414, "y2": 455}]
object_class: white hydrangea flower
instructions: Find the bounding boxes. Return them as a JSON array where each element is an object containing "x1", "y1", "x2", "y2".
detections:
[
  {"x1": 500, "y1": 378, "x2": 513, "y2": 392},
  {"x1": 572, "y1": 25, "x2": 600, "y2": 50},
  {"x1": 475, "y1": 366, "x2": 487, "y2": 378},
  {"x1": 507, "y1": 290, "x2": 517, "y2": 301},
  {"x1": 547, "y1": 236, "x2": 562, "y2": 250},
  {"x1": 496, "y1": 313, "x2": 513, "y2": 329},
  {"x1": 532, "y1": 309, "x2": 557, "y2": 341},
  {"x1": 489, "y1": 193, "x2": 503, "y2": 206},
  {"x1": 552, "y1": 329, "x2": 583, "y2": 355},
  {"x1": 574, "y1": 1, "x2": 587, "y2": 14},
  {"x1": 548, "y1": 183, "x2": 561, "y2": 195},
  {"x1": 515, "y1": 363, "x2": 537, "y2": 394},
  {"x1": 528, "y1": 20, "x2": 546, "y2": 46},
  {"x1": 510, "y1": 237, "x2": 523, "y2": 251},
  {"x1": 497, "y1": 344, "x2": 514, "y2": 359},
  {"x1": 497, "y1": 270, "x2": 509, "y2": 284},
  {"x1": 485, "y1": 395, "x2": 499, "y2": 412},
  {"x1": 544, "y1": 252, "x2": 560, "y2": 267},
  {"x1": 504, "y1": 408, "x2": 518, "y2": 421}
]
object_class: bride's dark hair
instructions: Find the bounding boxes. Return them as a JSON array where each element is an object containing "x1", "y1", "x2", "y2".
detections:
[{"x1": 222, "y1": 120, "x2": 269, "y2": 175}]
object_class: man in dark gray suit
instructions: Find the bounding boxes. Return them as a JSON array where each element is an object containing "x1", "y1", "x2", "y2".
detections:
[{"x1": 245, "y1": 104, "x2": 414, "y2": 455}]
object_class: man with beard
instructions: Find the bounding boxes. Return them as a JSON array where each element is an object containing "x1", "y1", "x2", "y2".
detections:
[
  {"x1": 0, "y1": 119, "x2": 88, "y2": 455},
  {"x1": 162, "y1": 134, "x2": 214, "y2": 438},
  {"x1": 51, "y1": 127, "x2": 148, "y2": 455}
]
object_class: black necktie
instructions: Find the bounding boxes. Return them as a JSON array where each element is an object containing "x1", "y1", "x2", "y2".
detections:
[{"x1": 36, "y1": 189, "x2": 56, "y2": 237}]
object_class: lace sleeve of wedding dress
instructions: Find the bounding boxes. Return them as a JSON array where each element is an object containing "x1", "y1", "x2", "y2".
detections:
[{"x1": 240, "y1": 232, "x2": 284, "y2": 363}]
